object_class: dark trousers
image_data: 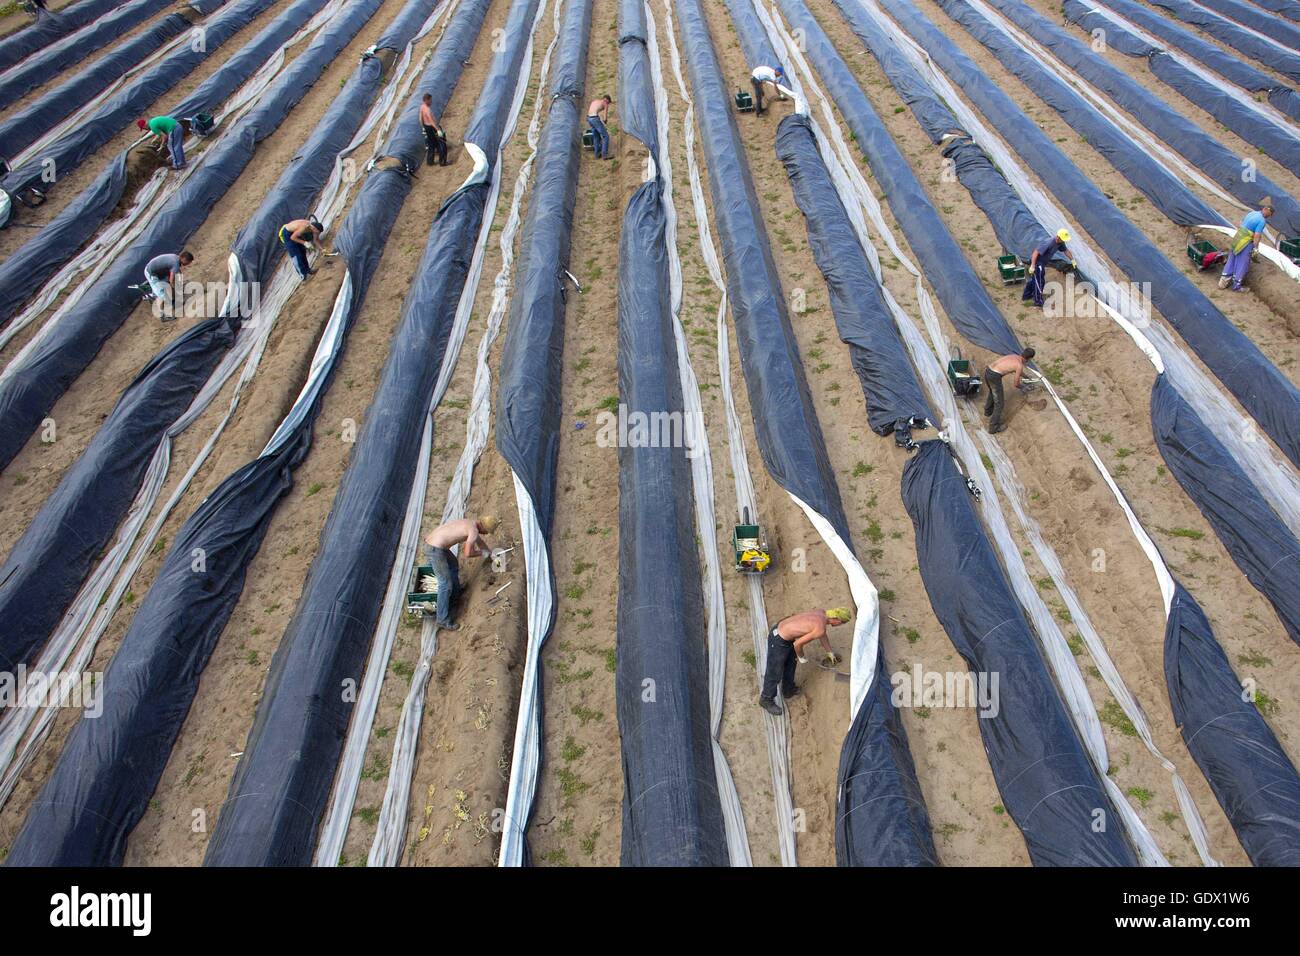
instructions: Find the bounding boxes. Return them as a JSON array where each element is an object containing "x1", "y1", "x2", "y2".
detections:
[
  {"x1": 983, "y1": 368, "x2": 1006, "y2": 430},
  {"x1": 751, "y1": 77, "x2": 766, "y2": 114},
  {"x1": 280, "y1": 231, "x2": 311, "y2": 278},
  {"x1": 760, "y1": 626, "x2": 797, "y2": 701},
  {"x1": 423, "y1": 123, "x2": 447, "y2": 166},
  {"x1": 425, "y1": 546, "x2": 460, "y2": 626},
  {"x1": 587, "y1": 115, "x2": 609, "y2": 158}
]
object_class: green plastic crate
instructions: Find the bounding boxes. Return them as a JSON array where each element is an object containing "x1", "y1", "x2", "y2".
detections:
[{"x1": 997, "y1": 254, "x2": 1025, "y2": 284}]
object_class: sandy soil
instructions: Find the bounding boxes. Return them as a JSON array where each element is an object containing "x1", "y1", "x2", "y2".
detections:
[
  {"x1": 0, "y1": 0, "x2": 79, "y2": 42},
  {"x1": 0, "y1": 0, "x2": 1296, "y2": 868}
]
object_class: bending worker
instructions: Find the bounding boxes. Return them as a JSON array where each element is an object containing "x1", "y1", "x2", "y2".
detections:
[
  {"x1": 419, "y1": 92, "x2": 448, "y2": 167},
  {"x1": 750, "y1": 64, "x2": 788, "y2": 116},
  {"x1": 759, "y1": 607, "x2": 851, "y2": 716},
  {"x1": 1023, "y1": 228, "x2": 1071, "y2": 308},
  {"x1": 133, "y1": 249, "x2": 193, "y2": 316},
  {"x1": 137, "y1": 115, "x2": 189, "y2": 169},
  {"x1": 1219, "y1": 197, "x2": 1273, "y2": 292},
  {"x1": 983, "y1": 347, "x2": 1035, "y2": 435},
  {"x1": 278, "y1": 216, "x2": 324, "y2": 279},
  {"x1": 422, "y1": 515, "x2": 500, "y2": 631},
  {"x1": 587, "y1": 94, "x2": 612, "y2": 160}
]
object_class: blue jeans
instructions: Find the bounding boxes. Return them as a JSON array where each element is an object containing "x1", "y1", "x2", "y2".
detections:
[
  {"x1": 587, "y1": 115, "x2": 609, "y2": 158},
  {"x1": 167, "y1": 124, "x2": 186, "y2": 169},
  {"x1": 425, "y1": 546, "x2": 460, "y2": 626},
  {"x1": 280, "y1": 228, "x2": 311, "y2": 277}
]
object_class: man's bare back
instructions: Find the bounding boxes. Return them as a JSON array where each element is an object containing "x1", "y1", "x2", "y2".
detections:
[
  {"x1": 425, "y1": 517, "x2": 491, "y2": 559},
  {"x1": 987, "y1": 353, "x2": 1026, "y2": 385},
  {"x1": 776, "y1": 608, "x2": 849, "y2": 659}
]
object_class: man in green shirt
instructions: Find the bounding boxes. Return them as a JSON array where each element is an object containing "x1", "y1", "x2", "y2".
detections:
[{"x1": 137, "y1": 115, "x2": 187, "y2": 169}]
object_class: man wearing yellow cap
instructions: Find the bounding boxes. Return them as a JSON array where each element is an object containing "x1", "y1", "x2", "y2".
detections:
[
  {"x1": 1023, "y1": 227, "x2": 1071, "y2": 308},
  {"x1": 759, "y1": 607, "x2": 851, "y2": 716},
  {"x1": 421, "y1": 515, "x2": 500, "y2": 630}
]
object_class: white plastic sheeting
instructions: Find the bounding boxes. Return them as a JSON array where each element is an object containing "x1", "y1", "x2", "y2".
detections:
[
  {"x1": 768, "y1": 0, "x2": 1171, "y2": 864},
  {"x1": 662, "y1": 0, "x2": 797, "y2": 866}
]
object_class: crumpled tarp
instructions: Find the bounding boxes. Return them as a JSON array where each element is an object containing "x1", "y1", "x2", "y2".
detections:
[
  {"x1": 203, "y1": 0, "x2": 538, "y2": 867},
  {"x1": 776, "y1": 114, "x2": 933, "y2": 436},
  {"x1": 1, "y1": 0, "x2": 464, "y2": 868},
  {"x1": 676, "y1": 0, "x2": 936, "y2": 867},
  {"x1": 903, "y1": 441, "x2": 1137, "y2": 865}
]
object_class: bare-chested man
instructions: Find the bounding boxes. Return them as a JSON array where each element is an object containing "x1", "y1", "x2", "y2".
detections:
[
  {"x1": 982, "y1": 347, "x2": 1035, "y2": 435},
  {"x1": 587, "y1": 94, "x2": 611, "y2": 159},
  {"x1": 759, "y1": 607, "x2": 851, "y2": 715},
  {"x1": 278, "y1": 216, "x2": 325, "y2": 279},
  {"x1": 421, "y1": 515, "x2": 499, "y2": 630}
]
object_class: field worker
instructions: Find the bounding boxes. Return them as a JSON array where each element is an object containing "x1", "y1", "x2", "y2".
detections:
[
  {"x1": 133, "y1": 250, "x2": 193, "y2": 313},
  {"x1": 983, "y1": 347, "x2": 1035, "y2": 435},
  {"x1": 137, "y1": 115, "x2": 188, "y2": 169},
  {"x1": 750, "y1": 64, "x2": 787, "y2": 116},
  {"x1": 758, "y1": 607, "x2": 850, "y2": 716},
  {"x1": 1023, "y1": 228, "x2": 1071, "y2": 307},
  {"x1": 587, "y1": 94, "x2": 612, "y2": 159},
  {"x1": 419, "y1": 93, "x2": 447, "y2": 167},
  {"x1": 422, "y1": 515, "x2": 500, "y2": 630},
  {"x1": 1219, "y1": 198, "x2": 1273, "y2": 292},
  {"x1": 278, "y1": 216, "x2": 324, "y2": 279}
]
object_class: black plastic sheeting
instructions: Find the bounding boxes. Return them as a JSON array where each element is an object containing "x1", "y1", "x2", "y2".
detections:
[
  {"x1": 0, "y1": 3, "x2": 212, "y2": 160},
  {"x1": 0, "y1": 0, "x2": 331, "y2": 472},
  {"x1": 1086, "y1": 0, "x2": 1300, "y2": 121},
  {"x1": 824, "y1": 0, "x2": 1065, "y2": 272},
  {"x1": 1144, "y1": 0, "x2": 1300, "y2": 82},
  {"x1": 1212, "y1": 0, "x2": 1300, "y2": 51},
  {"x1": 612, "y1": 0, "x2": 726, "y2": 867},
  {"x1": 841, "y1": 0, "x2": 1300, "y2": 668},
  {"x1": 902, "y1": 441, "x2": 1136, "y2": 865},
  {"x1": 676, "y1": 0, "x2": 936, "y2": 867},
  {"x1": 780, "y1": 4, "x2": 1020, "y2": 358},
  {"x1": 888, "y1": 0, "x2": 1300, "y2": 471},
  {"x1": 0, "y1": 0, "x2": 299, "y2": 325},
  {"x1": 2, "y1": 0, "x2": 481, "y2": 868},
  {"x1": 1061, "y1": 1, "x2": 1299, "y2": 175},
  {"x1": 0, "y1": 0, "x2": 177, "y2": 113},
  {"x1": 0, "y1": 0, "x2": 130, "y2": 72},
  {"x1": 1164, "y1": 577, "x2": 1300, "y2": 865},
  {"x1": 977, "y1": 0, "x2": 1300, "y2": 229},
  {"x1": 775, "y1": 115, "x2": 948, "y2": 867},
  {"x1": 854, "y1": 0, "x2": 1300, "y2": 862},
  {"x1": 1152, "y1": 379, "x2": 1300, "y2": 647},
  {"x1": 776, "y1": 115, "x2": 933, "y2": 436},
  {"x1": 1247, "y1": 0, "x2": 1300, "y2": 22},
  {"x1": 203, "y1": 0, "x2": 537, "y2": 867},
  {"x1": 491, "y1": 0, "x2": 590, "y2": 864},
  {"x1": 0, "y1": 0, "x2": 284, "y2": 202},
  {"x1": 0, "y1": 0, "x2": 384, "y2": 679}
]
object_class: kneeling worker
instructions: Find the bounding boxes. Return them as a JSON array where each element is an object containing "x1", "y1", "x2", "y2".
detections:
[
  {"x1": 279, "y1": 216, "x2": 325, "y2": 279},
  {"x1": 759, "y1": 607, "x2": 851, "y2": 716},
  {"x1": 422, "y1": 515, "x2": 500, "y2": 631},
  {"x1": 983, "y1": 347, "x2": 1035, "y2": 435}
]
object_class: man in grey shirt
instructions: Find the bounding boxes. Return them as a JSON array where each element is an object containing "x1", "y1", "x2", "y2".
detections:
[{"x1": 136, "y1": 250, "x2": 193, "y2": 312}]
